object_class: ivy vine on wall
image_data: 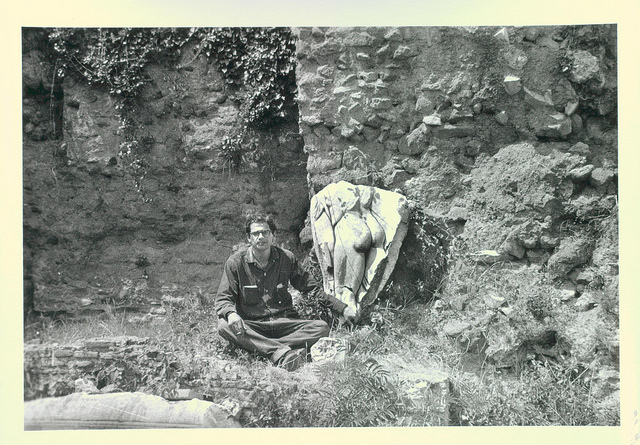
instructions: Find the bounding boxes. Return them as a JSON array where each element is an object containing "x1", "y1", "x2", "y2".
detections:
[
  {"x1": 47, "y1": 27, "x2": 298, "y2": 172},
  {"x1": 48, "y1": 28, "x2": 191, "y2": 96}
]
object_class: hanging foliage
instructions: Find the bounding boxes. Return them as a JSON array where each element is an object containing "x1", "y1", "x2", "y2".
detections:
[{"x1": 47, "y1": 27, "x2": 297, "y2": 128}]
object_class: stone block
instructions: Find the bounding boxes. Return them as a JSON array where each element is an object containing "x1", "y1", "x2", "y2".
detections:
[
  {"x1": 313, "y1": 125, "x2": 332, "y2": 137},
  {"x1": 495, "y1": 111, "x2": 509, "y2": 125},
  {"x1": 73, "y1": 360, "x2": 95, "y2": 368},
  {"x1": 443, "y1": 320, "x2": 472, "y2": 336},
  {"x1": 547, "y1": 237, "x2": 594, "y2": 279},
  {"x1": 484, "y1": 294, "x2": 507, "y2": 309},
  {"x1": 389, "y1": 169, "x2": 413, "y2": 187},
  {"x1": 362, "y1": 126, "x2": 380, "y2": 142},
  {"x1": 524, "y1": 87, "x2": 555, "y2": 108},
  {"x1": 553, "y1": 78, "x2": 578, "y2": 109},
  {"x1": 565, "y1": 101, "x2": 579, "y2": 116},
  {"x1": 376, "y1": 44, "x2": 392, "y2": 57},
  {"x1": 415, "y1": 96, "x2": 434, "y2": 113},
  {"x1": 313, "y1": 38, "x2": 344, "y2": 55},
  {"x1": 526, "y1": 249, "x2": 551, "y2": 264},
  {"x1": 435, "y1": 124, "x2": 475, "y2": 139},
  {"x1": 85, "y1": 340, "x2": 114, "y2": 351},
  {"x1": 54, "y1": 350, "x2": 74, "y2": 358},
  {"x1": 524, "y1": 27, "x2": 540, "y2": 42},
  {"x1": 423, "y1": 114, "x2": 443, "y2": 126},
  {"x1": 445, "y1": 206, "x2": 468, "y2": 222},
  {"x1": 399, "y1": 127, "x2": 429, "y2": 156},
  {"x1": 500, "y1": 234, "x2": 525, "y2": 259},
  {"x1": 344, "y1": 32, "x2": 377, "y2": 47},
  {"x1": 384, "y1": 28, "x2": 403, "y2": 42},
  {"x1": 568, "y1": 164, "x2": 594, "y2": 182},
  {"x1": 357, "y1": 71, "x2": 377, "y2": 82},
  {"x1": 307, "y1": 152, "x2": 343, "y2": 174},
  {"x1": 393, "y1": 46, "x2": 415, "y2": 60},
  {"x1": 568, "y1": 49, "x2": 602, "y2": 84},
  {"x1": 24, "y1": 392, "x2": 240, "y2": 429},
  {"x1": 311, "y1": 27, "x2": 326, "y2": 38},
  {"x1": 589, "y1": 168, "x2": 615, "y2": 188},
  {"x1": 571, "y1": 114, "x2": 584, "y2": 134},
  {"x1": 503, "y1": 76, "x2": 521, "y2": 95},
  {"x1": 371, "y1": 97, "x2": 393, "y2": 110},
  {"x1": 310, "y1": 337, "x2": 348, "y2": 363},
  {"x1": 341, "y1": 146, "x2": 370, "y2": 170},
  {"x1": 538, "y1": 36, "x2": 560, "y2": 50},
  {"x1": 530, "y1": 112, "x2": 572, "y2": 139},
  {"x1": 332, "y1": 85, "x2": 354, "y2": 95},
  {"x1": 301, "y1": 115, "x2": 323, "y2": 126}
]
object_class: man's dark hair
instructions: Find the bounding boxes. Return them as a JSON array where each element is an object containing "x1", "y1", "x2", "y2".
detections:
[{"x1": 245, "y1": 212, "x2": 277, "y2": 234}]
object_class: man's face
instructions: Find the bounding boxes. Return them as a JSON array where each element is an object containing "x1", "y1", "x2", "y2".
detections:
[{"x1": 248, "y1": 222, "x2": 273, "y2": 254}]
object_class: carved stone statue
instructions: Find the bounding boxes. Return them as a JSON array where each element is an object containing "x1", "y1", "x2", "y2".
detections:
[{"x1": 310, "y1": 181, "x2": 409, "y2": 317}]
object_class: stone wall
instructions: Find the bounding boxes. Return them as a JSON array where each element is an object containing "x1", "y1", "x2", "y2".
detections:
[
  {"x1": 294, "y1": 24, "x2": 618, "y2": 295},
  {"x1": 24, "y1": 336, "x2": 451, "y2": 426},
  {"x1": 294, "y1": 25, "x2": 616, "y2": 207}
]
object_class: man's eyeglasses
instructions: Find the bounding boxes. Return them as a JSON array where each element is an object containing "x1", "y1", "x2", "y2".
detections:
[{"x1": 250, "y1": 230, "x2": 272, "y2": 237}]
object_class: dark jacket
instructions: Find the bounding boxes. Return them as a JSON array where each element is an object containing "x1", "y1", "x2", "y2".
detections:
[{"x1": 215, "y1": 245, "x2": 347, "y2": 321}]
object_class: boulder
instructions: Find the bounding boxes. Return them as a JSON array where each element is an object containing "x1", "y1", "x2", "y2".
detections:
[
  {"x1": 547, "y1": 237, "x2": 594, "y2": 279},
  {"x1": 531, "y1": 112, "x2": 572, "y2": 139},
  {"x1": 310, "y1": 337, "x2": 348, "y2": 363},
  {"x1": 568, "y1": 164, "x2": 595, "y2": 182},
  {"x1": 559, "y1": 307, "x2": 615, "y2": 362},
  {"x1": 23, "y1": 50, "x2": 54, "y2": 91},
  {"x1": 377, "y1": 355, "x2": 451, "y2": 425},
  {"x1": 567, "y1": 49, "x2": 603, "y2": 84},
  {"x1": 423, "y1": 114, "x2": 443, "y2": 126},
  {"x1": 399, "y1": 125, "x2": 429, "y2": 155},
  {"x1": 589, "y1": 168, "x2": 615, "y2": 189}
]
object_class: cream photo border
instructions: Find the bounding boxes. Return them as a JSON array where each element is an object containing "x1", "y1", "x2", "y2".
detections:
[{"x1": 1, "y1": 1, "x2": 638, "y2": 444}]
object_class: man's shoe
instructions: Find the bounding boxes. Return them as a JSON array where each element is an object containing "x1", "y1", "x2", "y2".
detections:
[{"x1": 277, "y1": 348, "x2": 307, "y2": 371}]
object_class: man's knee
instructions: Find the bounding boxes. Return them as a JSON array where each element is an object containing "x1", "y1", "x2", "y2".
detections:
[{"x1": 310, "y1": 319, "x2": 330, "y2": 338}]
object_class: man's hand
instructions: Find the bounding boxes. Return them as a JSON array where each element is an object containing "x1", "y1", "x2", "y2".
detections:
[
  {"x1": 227, "y1": 312, "x2": 246, "y2": 336},
  {"x1": 342, "y1": 305, "x2": 358, "y2": 326}
]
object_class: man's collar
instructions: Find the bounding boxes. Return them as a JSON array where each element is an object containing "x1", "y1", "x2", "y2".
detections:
[{"x1": 246, "y1": 245, "x2": 279, "y2": 264}]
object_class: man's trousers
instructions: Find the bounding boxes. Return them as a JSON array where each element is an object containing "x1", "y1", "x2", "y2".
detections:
[{"x1": 218, "y1": 317, "x2": 330, "y2": 364}]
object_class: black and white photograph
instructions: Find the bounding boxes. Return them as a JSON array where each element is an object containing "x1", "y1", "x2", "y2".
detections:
[{"x1": 3, "y1": 1, "x2": 639, "y2": 444}]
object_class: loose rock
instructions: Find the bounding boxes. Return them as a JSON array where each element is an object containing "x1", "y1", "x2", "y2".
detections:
[
  {"x1": 495, "y1": 111, "x2": 509, "y2": 125},
  {"x1": 568, "y1": 50, "x2": 602, "y2": 84},
  {"x1": 503, "y1": 76, "x2": 522, "y2": 95},
  {"x1": 568, "y1": 164, "x2": 595, "y2": 182},
  {"x1": 443, "y1": 320, "x2": 472, "y2": 336}
]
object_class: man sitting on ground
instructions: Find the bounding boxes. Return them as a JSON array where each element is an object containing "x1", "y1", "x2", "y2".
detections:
[{"x1": 215, "y1": 212, "x2": 356, "y2": 371}]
